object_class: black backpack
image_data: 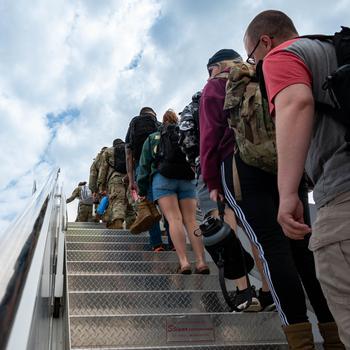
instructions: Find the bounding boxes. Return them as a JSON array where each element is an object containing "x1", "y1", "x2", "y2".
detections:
[
  {"x1": 157, "y1": 123, "x2": 194, "y2": 180},
  {"x1": 299, "y1": 26, "x2": 350, "y2": 128},
  {"x1": 113, "y1": 141, "x2": 127, "y2": 173},
  {"x1": 178, "y1": 91, "x2": 201, "y2": 168},
  {"x1": 129, "y1": 115, "x2": 159, "y2": 161},
  {"x1": 107, "y1": 140, "x2": 127, "y2": 174}
]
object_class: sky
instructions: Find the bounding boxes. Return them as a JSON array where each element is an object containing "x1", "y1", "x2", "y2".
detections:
[{"x1": 0, "y1": 0, "x2": 349, "y2": 233}]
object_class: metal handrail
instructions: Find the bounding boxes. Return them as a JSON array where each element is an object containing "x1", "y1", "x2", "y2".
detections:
[{"x1": 0, "y1": 168, "x2": 60, "y2": 350}]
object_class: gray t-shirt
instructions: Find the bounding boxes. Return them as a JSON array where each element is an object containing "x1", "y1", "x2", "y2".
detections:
[{"x1": 283, "y1": 39, "x2": 350, "y2": 209}]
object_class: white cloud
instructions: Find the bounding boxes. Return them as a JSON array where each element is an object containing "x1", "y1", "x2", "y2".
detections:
[{"x1": 0, "y1": 0, "x2": 349, "y2": 233}]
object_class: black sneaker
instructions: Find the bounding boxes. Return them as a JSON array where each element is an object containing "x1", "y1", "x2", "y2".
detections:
[
  {"x1": 233, "y1": 286, "x2": 261, "y2": 312},
  {"x1": 258, "y1": 288, "x2": 276, "y2": 311}
]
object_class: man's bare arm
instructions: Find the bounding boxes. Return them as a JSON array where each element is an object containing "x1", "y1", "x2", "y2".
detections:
[
  {"x1": 125, "y1": 147, "x2": 136, "y2": 191},
  {"x1": 274, "y1": 84, "x2": 314, "y2": 238}
]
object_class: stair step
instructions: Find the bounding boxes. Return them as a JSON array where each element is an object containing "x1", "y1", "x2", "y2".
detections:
[
  {"x1": 66, "y1": 250, "x2": 195, "y2": 262},
  {"x1": 71, "y1": 346, "x2": 287, "y2": 350},
  {"x1": 68, "y1": 290, "x2": 235, "y2": 315},
  {"x1": 66, "y1": 242, "x2": 187, "y2": 252},
  {"x1": 67, "y1": 274, "x2": 221, "y2": 292},
  {"x1": 67, "y1": 229, "x2": 146, "y2": 236},
  {"x1": 68, "y1": 222, "x2": 106, "y2": 229},
  {"x1": 69, "y1": 313, "x2": 286, "y2": 348},
  {"x1": 67, "y1": 261, "x2": 218, "y2": 275},
  {"x1": 66, "y1": 234, "x2": 167, "y2": 243}
]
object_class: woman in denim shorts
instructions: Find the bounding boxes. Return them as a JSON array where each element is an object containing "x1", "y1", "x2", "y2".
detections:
[{"x1": 137, "y1": 109, "x2": 209, "y2": 274}]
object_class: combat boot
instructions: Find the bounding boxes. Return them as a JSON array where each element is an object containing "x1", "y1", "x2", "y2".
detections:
[
  {"x1": 318, "y1": 322, "x2": 345, "y2": 349},
  {"x1": 282, "y1": 322, "x2": 315, "y2": 349},
  {"x1": 107, "y1": 219, "x2": 124, "y2": 229},
  {"x1": 147, "y1": 201, "x2": 162, "y2": 222},
  {"x1": 129, "y1": 199, "x2": 155, "y2": 234}
]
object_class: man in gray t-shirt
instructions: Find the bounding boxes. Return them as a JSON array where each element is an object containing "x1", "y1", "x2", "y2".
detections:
[{"x1": 245, "y1": 10, "x2": 348, "y2": 349}]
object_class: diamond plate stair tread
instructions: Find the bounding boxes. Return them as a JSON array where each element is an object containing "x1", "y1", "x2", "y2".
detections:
[
  {"x1": 72, "y1": 345, "x2": 287, "y2": 349},
  {"x1": 69, "y1": 313, "x2": 286, "y2": 348},
  {"x1": 66, "y1": 251, "x2": 196, "y2": 262},
  {"x1": 68, "y1": 274, "x2": 222, "y2": 292},
  {"x1": 66, "y1": 234, "x2": 168, "y2": 243},
  {"x1": 68, "y1": 223, "x2": 107, "y2": 229},
  {"x1": 67, "y1": 229, "x2": 148, "y2": 236},
  {"x1": 66, "y1": 242, "x2": 192, "y2": 251},
  {"x1": 68, "y1": 290, "x2": 239, "y2": 315},
  {"x1": 67, "y1": 261, "x2": 218, "y2": 275}
]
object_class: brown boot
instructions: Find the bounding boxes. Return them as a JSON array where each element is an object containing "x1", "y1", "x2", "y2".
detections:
[
  {"x1": 125, "y1": 218, "x2": 135, "y2": 229},
  {"x1": 147, "y1": 201, "x2": 162, "y2": 222},
  {"x1": 282, "y1": 322, "x2": 315, "y2": 349},
  {"x1": 319, "y1": 322, "x2": 345, "y2": 349},
  {"x1": 107, "y1": 219, "x2": 124, "y2": 229},
  {"x1": 129, "y1": 200, "x2": 155, "y2": 234}
]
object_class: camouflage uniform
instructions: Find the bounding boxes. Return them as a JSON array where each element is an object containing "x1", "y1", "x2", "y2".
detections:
[
  {"x1": 89, "y1": 148, "x2": 106, "y2": 194},
  {"x1": 66, "y1": 186, "x2": 93, "y2": 222},
  {"x1": 98, "y1": 145, "x2": 136, "y2": 228}
]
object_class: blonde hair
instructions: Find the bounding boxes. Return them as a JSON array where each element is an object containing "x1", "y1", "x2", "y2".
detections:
[
  {"x1": 209, "y1": 58, "x2": 242, "y2": 79},
  {"x1": 162, "y1": 109, "x2": 178, "y2": 125}
]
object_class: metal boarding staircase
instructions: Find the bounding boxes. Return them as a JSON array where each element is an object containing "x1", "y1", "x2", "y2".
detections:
[
  {"x1": 65, "y1": 222, "x2": 287, "y2": 349},
  {"x1": 0, "y1": 169, "x2": 291, "y2": 349}
]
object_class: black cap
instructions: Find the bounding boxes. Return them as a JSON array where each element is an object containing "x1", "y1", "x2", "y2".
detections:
[
  {"x1": 139, "y1": 107, "x2": 156, "y2": 117},
  {"x1": 78, "y1": 181, "x2": 87, "y2": 186},
  {"x1": 113, "y1": 138, "x2": 124, "y2": 147},
  {"x1": 207, "y1": 49, "x2": 241, "y2": 68}
]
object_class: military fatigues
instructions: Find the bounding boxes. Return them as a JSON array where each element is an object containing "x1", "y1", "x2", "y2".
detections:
[
  {"x1": 89, "y1": 149, "x2": 105, "y2": 194},
  {"x1": 97, "y1": 146, "x2": 136, "y2": 228},
  {"x1": 66, "y1": 186, "x2": 93, "y2": 222}
]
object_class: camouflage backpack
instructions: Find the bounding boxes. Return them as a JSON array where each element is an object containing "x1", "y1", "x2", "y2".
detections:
[{"x1": 223, "y1": 62, "x2": 277, "y2": 174}]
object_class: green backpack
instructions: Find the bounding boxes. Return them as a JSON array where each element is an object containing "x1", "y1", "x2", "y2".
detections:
[{"x1": 223, "y1": 62, "x2": 277, "y2": 174}]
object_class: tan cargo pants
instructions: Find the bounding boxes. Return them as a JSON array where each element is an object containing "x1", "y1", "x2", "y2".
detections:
[{"x1": 312, "y1": 192, "x2": 350, "y2": 349}]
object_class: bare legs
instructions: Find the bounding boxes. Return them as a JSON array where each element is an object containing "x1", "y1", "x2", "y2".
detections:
[
  {"x1": 179, "y1": 198, "x2": 207, "y2": 269},
  {"x1": 158, "y1": 195, "x2": 207, "y2": 270}
]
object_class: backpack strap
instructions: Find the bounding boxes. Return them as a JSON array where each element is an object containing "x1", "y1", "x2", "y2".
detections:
[
  {"x1": 231, "y1": 154, "x2": 242, "y2": 201},
  {"x1": 298, "y1": 34, "x2": 334, "y2": 41}
]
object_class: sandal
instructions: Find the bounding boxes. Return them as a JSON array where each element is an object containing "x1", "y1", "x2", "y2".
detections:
[
  {"x1": 176, "y1": 264, "x2": 192, "y2": 275},
  {"x1": 152, "y1": 244, "x2": 165, "y2": 252},
  {"x1": 194, "y1": 265, "x2": 210, "y2": 275}
]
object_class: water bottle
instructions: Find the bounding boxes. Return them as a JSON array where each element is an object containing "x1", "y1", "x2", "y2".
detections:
[{"x1": 96, "y1": 196, "x2": 109, "y2": 215}]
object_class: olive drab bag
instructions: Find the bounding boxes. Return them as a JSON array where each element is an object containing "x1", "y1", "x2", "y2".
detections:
[{"x1": 223, "y1": 62, "x2": 277, "y2": 174}]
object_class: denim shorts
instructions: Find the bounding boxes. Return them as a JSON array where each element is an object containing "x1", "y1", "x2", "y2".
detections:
[{"x1": 152, "y1": 172, "x2": 196, "y2": 201}]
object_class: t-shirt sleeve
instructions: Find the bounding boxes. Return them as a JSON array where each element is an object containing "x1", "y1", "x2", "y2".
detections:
[
  {"x1": 125, "y1": 119, "x2": 134, "y2": 148},
  {"x1": 263, "y1": 51, "x2": 312, "y2": 114}
]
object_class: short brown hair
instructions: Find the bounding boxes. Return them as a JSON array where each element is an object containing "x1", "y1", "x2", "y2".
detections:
[
  {"x1": 245, "y1": 10, "x2": 298, "y2": 43},
  {"x1": 162, "y1": 109, "x2": 178, "y2": 125}
]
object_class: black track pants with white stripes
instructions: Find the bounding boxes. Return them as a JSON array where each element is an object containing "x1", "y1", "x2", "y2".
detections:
[{"x1": 221, "y1": 154, "x2": 334, "y2": 325}]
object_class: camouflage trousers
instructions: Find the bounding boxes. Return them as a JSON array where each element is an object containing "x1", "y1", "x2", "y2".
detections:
[
  {"x1": 106, "y1": 175, "x2": 136, "y2": 228},
  {"x1": 76, "y1": 203, "x2": 93, "y2": 222}
]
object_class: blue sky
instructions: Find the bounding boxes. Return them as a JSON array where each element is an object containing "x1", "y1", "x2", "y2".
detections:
[{"x1": 0, "y1": 0, "x2": 349, "y2": 232}]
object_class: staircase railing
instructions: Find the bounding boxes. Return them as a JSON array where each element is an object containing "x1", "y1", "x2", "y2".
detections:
[{"x1": 0, "y1": 168, "x2": 65, "y2": 350}]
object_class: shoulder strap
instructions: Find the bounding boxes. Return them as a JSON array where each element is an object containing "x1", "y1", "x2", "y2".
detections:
[{"x1": 299, "y1": 34, "x2": 333, "y2": 41}]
